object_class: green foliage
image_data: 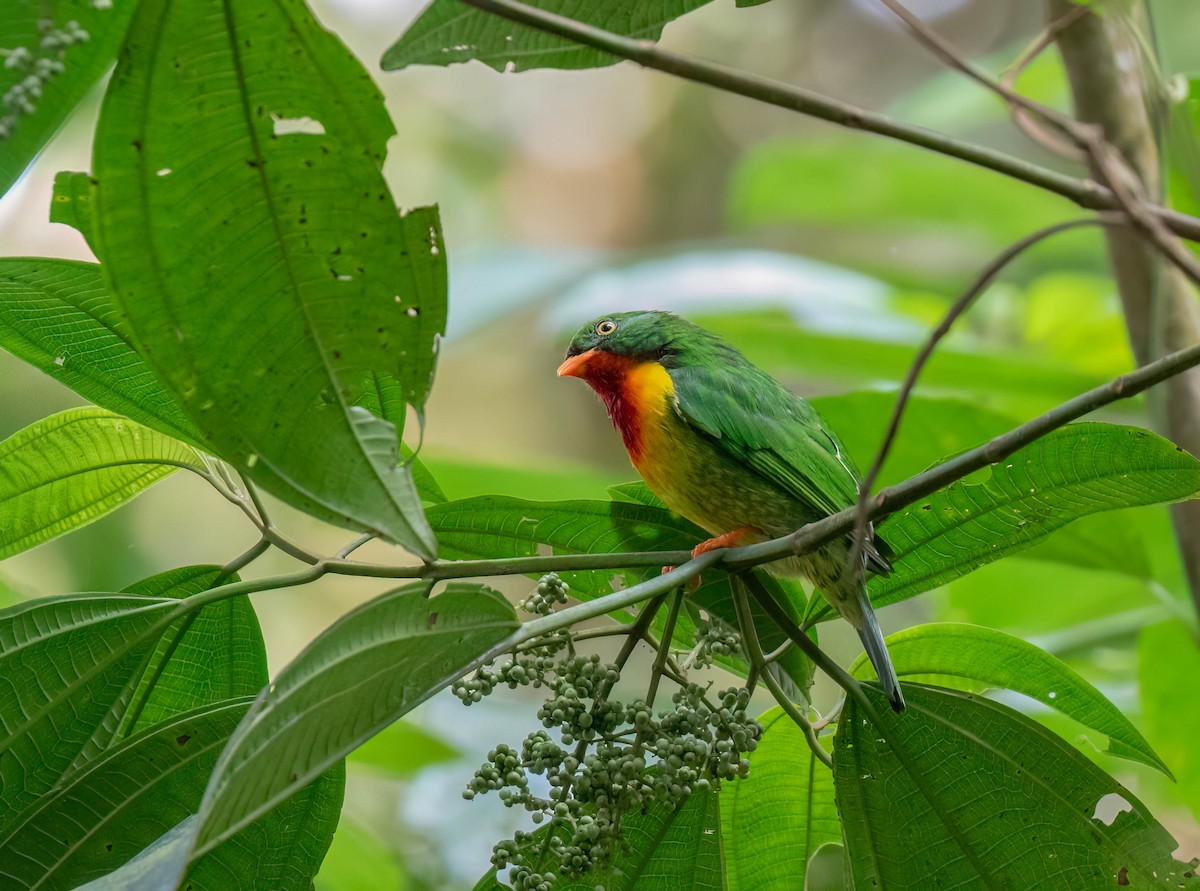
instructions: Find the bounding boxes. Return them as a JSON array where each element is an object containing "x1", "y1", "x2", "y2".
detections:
[
  {"x1": 0, "y1": 1, "x2": 136, "y2": 198},
  {"x1": 0, "y1": 408, "x2": 203, "y2": 559},
  {"x1": 849, "y1": 623, "x2": 1168, "y2": 774},
  {"x1": 92, "y1": 0, "x2": 442, "y2": 559},
  {"x1": 720, "y1": 708, "x2": 838, "y2": 890},
  {"x1": 384, "y1": 0, "x2": 718, "y2": 73},
  {"x1": 1140, "y1": 621, "x2": 1200, "y2": 821},
  {"x1": 835, "y1": 686, "x2": 1198, "y2": 890},
  {"x1": 192, "y1": 583, "x2": 519, "y2": 857}
]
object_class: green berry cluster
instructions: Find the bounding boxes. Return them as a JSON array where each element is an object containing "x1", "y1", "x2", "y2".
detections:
[
  {"x1": 518, "y1": 573, "x2": 570, "y2": 616},
  {"x1": 688, "y1": 616, "x2": 742, "y2": 668},
  {"x1": 459, "y1": 645, "x2": 762, "y2": 885}
]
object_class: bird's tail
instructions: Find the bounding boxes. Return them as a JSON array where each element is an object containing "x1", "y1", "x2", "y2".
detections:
[{"x1": 856, "y1": 587, "x2": 905, "y2": 713}]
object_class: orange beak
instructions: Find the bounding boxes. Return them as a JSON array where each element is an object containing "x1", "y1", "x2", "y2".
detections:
[{"x1": 557, "y1": 349, "x2": 596, "y2": 379}]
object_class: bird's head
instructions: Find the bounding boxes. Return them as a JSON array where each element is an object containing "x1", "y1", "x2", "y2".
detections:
[{"x1": 557, "y1": 310, "x2": 686, "y2": 380}]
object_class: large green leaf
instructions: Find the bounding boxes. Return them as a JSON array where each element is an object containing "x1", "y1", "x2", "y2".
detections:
[
  {"x1": 0, "y1": 407, "x2": 205, "y2": 560},
  {"x1": 835, "y1": 685, "x2": 1198, "y2": 889},
  {"x1": 0, "y1": 2, "x2": 136, "y2": 198},
  {"x1": 0, "y1": 698, "x2": 251, "y2": 888},
  {"x1": 120, "y1": 566, "x2": 268, "y2": 736},
  {"x1": 0, "y1": 593, "x2": 176, "y2": 828},
  {"x1": 314, "y1": 816, "x2": 407, "y2": 891},
  {"x1": 849, "y1": 623, "x2": 1169, "y2": 775},
  {"x1": 191, "y1": 583, "x2": 518, "y2": 856},
  {"x1": 474, "y1": 789, "x2": 723, "y2": 890},
  {"x1": 91, "y1": 0, "x2": 444, "y2": 559},
  {"x1": 383, "y1": 0, "x2": 718, "y2": 73},
  {"x1": 185, "y1": 763, "x2": 345, "y2": 891},
  {"x1": 721, "y1": 707, "x2": 839, "y2": 890},
  {"x1": 0, "y1": 259, "x2": 200, "y2": 446},
  {"x1": 1140, "y1": 621, "x2": 1200, "y2": 822},
  {"x1": 807, "y1": 423, "x2": 1200, "y2": 623}
]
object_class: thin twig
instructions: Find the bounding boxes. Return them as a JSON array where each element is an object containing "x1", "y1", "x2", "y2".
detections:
[
  {"x1": 215, "y1": 537, "x2": 271, "y2": 584},
  {"x1": 646, "y1": 590, "x2": 683, "y2": 709},
  {"x1": 846, "y1": 215, "x2": 1125, "y2": 579},
  {"x1": 733, "y1": 579, "x2": 832, "y2": 769},
  {"x1": 453, "y1": 0, "x2": 1200, "y2": 243}
]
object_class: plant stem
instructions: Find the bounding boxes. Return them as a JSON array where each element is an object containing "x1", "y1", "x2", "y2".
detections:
[{"x1": 645, "y1": 590, "x2": 683, "y2": 709}]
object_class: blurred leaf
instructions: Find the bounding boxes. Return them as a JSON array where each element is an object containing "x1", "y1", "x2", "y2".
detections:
[
  {"x1": 474, "y1": 789, "x2": 722, "y2": 890},
  {"x1": 728, "y1": 139, "x2": 1087, "y2": 286},
  {"x1": 0, "y1": 407, "x2": 204, "y2": 559},
  {"x1": 0, "y1": 259, "x2": 202, "y2": 446},
  {"x1": 92, "y1": 0, "x2": 444, "y2": 559},
  {"x1": 120, "y1": 566, "x2": 268, "y2": 737},
  {"x1": 835, "y1": 685, "x2": 1197, "y2": 889},
  {"x1": 0, "y1": 698, "x2": 251, "y2": 887},
  {"x1": 315, "y1": 816, "x2": 407, "y2": 891},
  {"x1": 0, "y1": 593, "x2": 175, "y2": 828},
  {"x1": 1020, "y1": 509, "x2": 1154, "y2": 580},
  {"x1": 849, "y1": 623, "x2": 1169, "y2": 775},
  {"x1": 192, "y1": 583, "x2": 518, "y2": 857},
  {"x1": 835, "y1": 423, "x2": 1200, "y2": 618},
  {"x1": 384, "y1": 0, "x2": 717, "y2": 73},
  {"x1": 1140, "y1": 620, "x2": 1200, "y2": 822},
  {"x1": 1167, "y1": 76, "x2": 1200, "y2": 222},
  {"x1": 185, "y1": 762, "x2": 345, "y2": 891},
  {"x1": 425, "y1": 452, "x2": 618, "y2": 502},
  {"x1": 699, "y1": 310, "x2": 1104, "y2": 416},
  {"x1": 0, "y1": 2, "x2": 136, "y2": 198},
  {"x1": 721, "y1": 708, "x2": 838, "y2": 890},
  {"x1": 348, "y1": 718, "x2": 459, "y2": 777},
  {"x1": 1023, "y1": 273, "x2": 1133, "y2": 377},
  {"x1": 50, "y1": 170, "x2": 99, "y2": 250}
]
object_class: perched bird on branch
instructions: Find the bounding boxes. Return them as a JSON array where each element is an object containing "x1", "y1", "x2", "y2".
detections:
[{"x1": 558, "y1": 310, "x2": 904, "y2": 712}]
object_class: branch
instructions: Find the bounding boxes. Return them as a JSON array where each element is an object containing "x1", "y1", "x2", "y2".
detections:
[{"x1": 455, "y1": 0, "x2": 1200, "y2": 243}]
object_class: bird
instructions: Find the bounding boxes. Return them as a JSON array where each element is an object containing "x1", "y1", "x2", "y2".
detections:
[{"x1": 557, "y1": 310, "x2": 904, "y2": 712}]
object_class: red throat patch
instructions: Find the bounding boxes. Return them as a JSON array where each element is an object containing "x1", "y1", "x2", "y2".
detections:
[{"x1": 560, "y1": 349, "x2": 654, "y2": 461}]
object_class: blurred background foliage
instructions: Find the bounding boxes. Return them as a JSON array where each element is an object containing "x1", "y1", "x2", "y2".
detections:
[{"x1": 2, "y1": 0, "x2": 1200, "y2": 886}]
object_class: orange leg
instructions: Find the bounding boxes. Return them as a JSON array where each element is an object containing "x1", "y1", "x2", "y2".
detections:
[
  {"x1": 662, "y1": 526, "x2": 760, "y2": 591},
  {"x1": 691, "y1": 525, "x2": 759, "y2": 558}
]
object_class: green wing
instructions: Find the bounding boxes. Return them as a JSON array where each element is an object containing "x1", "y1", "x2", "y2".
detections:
[{"x1": 668, "y1": 363, "x2": 862, "y2": 518}]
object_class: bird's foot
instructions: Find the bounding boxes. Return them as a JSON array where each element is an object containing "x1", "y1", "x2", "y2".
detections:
[{"x1": 691, "y1": 525, "x2": 759, "y2": 558}]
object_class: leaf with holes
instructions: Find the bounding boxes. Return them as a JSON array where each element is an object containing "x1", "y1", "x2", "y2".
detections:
[
  {"x1": 190, "y1": 582, "x2": 518, "y2": 856},
  {"x1": 0, "y1": 408, "x2": 205, "y2": 560},
  {"x1": 834, "y1": 685, "x2": 1199, "y2": 889},
  {"x1": 849, "y1": 623, "x2": 1169, "y2": 776},
  {"x1": 806, "y1": 423, "x2": 1200, "y2": 624},
  {"x1": 92, "y1": 0, "x2": 445, "y2": 558}
]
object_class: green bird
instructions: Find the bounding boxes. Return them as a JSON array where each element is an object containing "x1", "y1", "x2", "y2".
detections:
[{"x1": 558, "y1": 310, "x2": 904, "y2": 712}]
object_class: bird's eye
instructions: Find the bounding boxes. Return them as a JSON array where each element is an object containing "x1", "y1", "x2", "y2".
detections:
[{"x1": 596, "y1": 320, "x2": 616, "y2": 336}]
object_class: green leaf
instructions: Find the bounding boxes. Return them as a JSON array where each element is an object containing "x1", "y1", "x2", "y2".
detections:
[
  {"x1": 191, "y1": 582, "x2": 518, "y2": 856},
  {"x1": 92, "y1": 0, "x2": 444, "y2": 559},
  {"x1": 50, "y1": 170, "x2": 100, "y2": 251},
  {"x1": 120, "y1": 566, "x2": 268, "y2": 736},
  {"x1": 348, "y1": 718, "x2": 459, "y2": 777},
  {"x1": 383, "y1": 0, "x2": 717, "y2": 73},
  {"x1": 849, "y1": 623, "x2": 1169, "y2": 775},
  {"x1": 0, "y1": 407, "x2": 205, "y2": 559},
  {"x1": 721, "y1": 708, "x2": 839, "y2": 890},
  {"x1": 0, "y1": 698, "x2": 251, "y2": 888},
  {"x1": 0, "y1": 259, "x2": 202, "y2": 446},
  {"x1": 0, "y1": 2, "x2": 137, "y2": 198},
  {"x1": 823, "y1": 423, "x2": 1200, "y2": 619},
  {"x1": 474, "y1": 790, "x2": 723, "y2": 890},
  {"x1": 185, "y1": 763, "x2": 345, "y2": 891},
  {"x1": 1140, "y1": 620, "x2": 1200, "y2": 822},
  {"x1": 835, "y1": 685, "x2": 1198, "y2": 889},
  {"x1": 0, "y1": 593, "x2": 176, "y2": 828}
]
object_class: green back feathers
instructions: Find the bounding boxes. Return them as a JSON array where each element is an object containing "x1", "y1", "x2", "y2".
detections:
[{"x1": 566, "y1": 310, "x2": 865, "y2": 518}]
